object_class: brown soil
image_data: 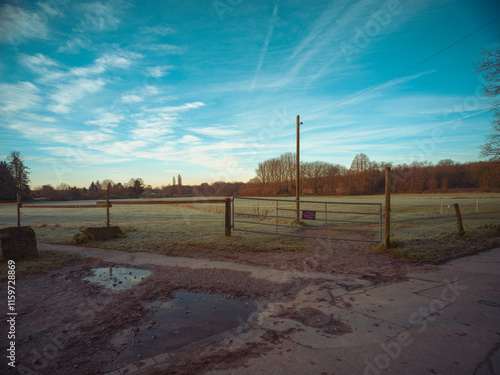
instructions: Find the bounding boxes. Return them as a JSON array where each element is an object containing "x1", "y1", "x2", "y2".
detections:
[
  {"x1": 177, "y1": 233, "x2": 426, "y2": 284},
  {"x1": 0, "y1": 260, "x2": 297, "y2": 375},
  {"x1": 0, "y1": 235, "x2": 431, "y2": 375}
]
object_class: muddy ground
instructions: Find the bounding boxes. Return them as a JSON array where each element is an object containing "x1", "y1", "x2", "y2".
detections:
[
  {"x1": 175, "y1": 234, "x2": 420, "y2": 283},
  {"x1": 1, "y1": 258, "x2": 303, "y2": 374},
  {"x1": 0, "y1": 237, "x2": 431, "y2": 375}
]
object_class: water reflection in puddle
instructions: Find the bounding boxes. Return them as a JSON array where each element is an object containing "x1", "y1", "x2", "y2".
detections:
[
  {"x1": 112, "y1": 291, "x2": 257, "y2": 359},
  {"x1": 83, "y1": 267, "x2": 151, "y2": 291}
]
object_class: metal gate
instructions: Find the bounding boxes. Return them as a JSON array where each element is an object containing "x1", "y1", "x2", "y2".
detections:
[{"x1": 232, "y1": 197, "x2": 382, "y2": 242}]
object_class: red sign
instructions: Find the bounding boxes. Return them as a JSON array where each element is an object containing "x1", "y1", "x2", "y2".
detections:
[{"x1": 302, "y1": 210, "x2": 316, "y2": 220}]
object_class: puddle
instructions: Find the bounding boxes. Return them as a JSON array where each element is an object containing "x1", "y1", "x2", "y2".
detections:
[
  {"x1": 112, "y1": 291, "x2": 257, "y2": 359},
  {"x1": 83, "y1": 267, "x2": 151, "y2": 291}
]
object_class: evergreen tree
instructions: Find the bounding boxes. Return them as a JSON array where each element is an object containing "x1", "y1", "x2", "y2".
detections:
[
  {"x1": 7, "y1": 151, "x2": 31, "y2": 201},
  {"x1": 0, "y1": 161, "x2": 17, "y2": 201},
  {"x1": 131, "y1": 178, "x2": 144, "y2": 197}
]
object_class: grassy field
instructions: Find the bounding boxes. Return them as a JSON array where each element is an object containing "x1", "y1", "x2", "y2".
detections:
[{"x1": 1, "y1": 193, "x2": 499, "y2": 263}]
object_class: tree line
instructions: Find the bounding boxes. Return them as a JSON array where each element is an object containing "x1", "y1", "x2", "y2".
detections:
[
  {"x1": 30, "y1": 178, "x2": 246, "y2": 201},
  {"x1": 239, "y1": 153, "x2": 500, "y2": 196},
  {"x1": 1, "y1": 151, "x2": 499, "y2": 203},
  {"x1": 31, "y1": 174, "x2": 188, "y2": 201}
]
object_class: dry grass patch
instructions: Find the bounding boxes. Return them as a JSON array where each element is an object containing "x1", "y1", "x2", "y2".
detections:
[{"x1": 376, "y1": 224, "x2": 500, "y2": 264}]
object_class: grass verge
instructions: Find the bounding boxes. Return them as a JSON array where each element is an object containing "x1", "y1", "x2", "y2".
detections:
[
  {"x1": 376, "y1": 224, "x2": 500, "y2": 264},
  {"x1": 0, "y1": 250, "x2": 96, "y2": 281}
]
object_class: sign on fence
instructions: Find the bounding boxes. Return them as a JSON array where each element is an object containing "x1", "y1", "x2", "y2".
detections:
[{"x1": 302, "y1": 210, "x2": 316, "y2": 220}]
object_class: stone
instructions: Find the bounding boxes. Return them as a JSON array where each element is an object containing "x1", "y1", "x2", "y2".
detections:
[
  {"x1": 0, "y1": 226, "x2": 38, "y2": 261},
  {"x1": 80, "y1": 226, "x2": 123, "y2": 241}
]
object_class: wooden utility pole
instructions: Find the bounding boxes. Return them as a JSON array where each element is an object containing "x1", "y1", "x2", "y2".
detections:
[
  {"x1": 453, "y1": 203, "x2": 465, "y2": 236},
  {"x1": 16, "y1": 193, "x2": 21, "y2": 227},
  {"x1": 225, "y1": 198, "x2": 231, "y2": 237},
  {"x1": 296, "y1": 115, "x2": 300, "y2": 220},
  {"x1": 384, "y1": 167, "x2": 391, "y2": 248},
  {"x1": 106, "y1": 184, "x2": 110, "y2": 228}
]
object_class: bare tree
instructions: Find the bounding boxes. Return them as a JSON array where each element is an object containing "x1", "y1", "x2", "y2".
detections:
[
  {"x1": 280, "y1": 152, "x2": 295, "y2": 193},
  {"x1": 255, "y1": 161, "x2": 268, "y2": 184},
  {"x1": 476, "y1": 48, "x2": 500, "y2": 159}
]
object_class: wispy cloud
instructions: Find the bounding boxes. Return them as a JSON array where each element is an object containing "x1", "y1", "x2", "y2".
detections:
[
  {"x1": 0, "y1": 82, "x2": 41, "y2": 113},
  {"x1": 8, "y1": 121, "x2": 114, "y2": 145},
  {"x1": 49, "y1": 78, "x2": 106, "y2": 114},
  {"x1": 0, "y1": 4, "x2": 49, "y2": 44},
  {"x1": 146, "y1": 65, "x2": 174, "y2": 78},
  {"x1": 139, "y1": 24, "x2": 175, "y2": 36},
  {"x1": 190, "y1": 126, "x2": 243, "y2": 137},
  {"x1": 85, "y1": 112, "x2": 124, "y2": 128},
  {"x1": 79, "y1": 2, "x2": 121, "y2": 31},
  {"x1": 140, "y1": 44, "x2": 184, "y2": 54},
  {"x1": 70, "y1": 52, "x2": 140, "y2": 77},
  {"x1": 36, "y1": 2, "x2": 61, "y2": 17},
  {"x1": 179, "y1": 135, "x2": 202, "y2": 144},
  {"x1": 121, "y1": 94, "x2": 144, "y2": 104},
  {"x1": 130, "y1": 120, "x2": 174, "y2": 140},
  {"x1": 56, "y1": 37, "x2": 90, "y2": 53},
  {"x1": 21, "y1": 50, "x2": 142, "y2": 84},
  {"x1": 126, "y1": 101, "x2": 206, "y2": 142},
  {"x1": 147, "y1": 102, "x2": 206, "y2": 114},
  {"x1": 20, "y1": 53, "x2": 59, "y2": 71}
]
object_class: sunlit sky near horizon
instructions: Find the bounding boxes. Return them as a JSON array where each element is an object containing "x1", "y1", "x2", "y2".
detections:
[{"x1": 1, "y1": 0, "x2": 499, "y2": 188}]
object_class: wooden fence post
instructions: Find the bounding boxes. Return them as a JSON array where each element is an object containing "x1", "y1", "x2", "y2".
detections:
[
  {"x1": 17, "y1": 193, "x2": 21, "y2": 227},
  {"x1": 225, "y1": 198, "x2": 231, "y2": 237},
  {"x1": 384, "y1": 167, "x2": 391, "y2": 248},
  {"x1": 106, "y1": 184, "x2": 110, "y2": 228},
  {"x1": 453, "y1": 203, "x2": 465, "y2": 236}
]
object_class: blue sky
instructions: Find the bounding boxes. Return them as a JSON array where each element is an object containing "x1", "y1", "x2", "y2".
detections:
[{"x1": 1, "y1": 0, "x2": 499, "y2": 188}]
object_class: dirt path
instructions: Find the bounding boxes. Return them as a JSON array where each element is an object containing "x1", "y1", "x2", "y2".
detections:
[
  {"x1": 1, "y1": 258, "x2": 300, "y2": 374},
  {"x1": 1, "y1": 242, "x2": 434, "y2": 375}
]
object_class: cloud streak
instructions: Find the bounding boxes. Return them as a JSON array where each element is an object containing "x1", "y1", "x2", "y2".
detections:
[
  {"x1": 250, "y1": 2, "x2": 280, "y2": 91},
  {"x1": 0, "y1": 82, "x2": 41, "y2": 113}
]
